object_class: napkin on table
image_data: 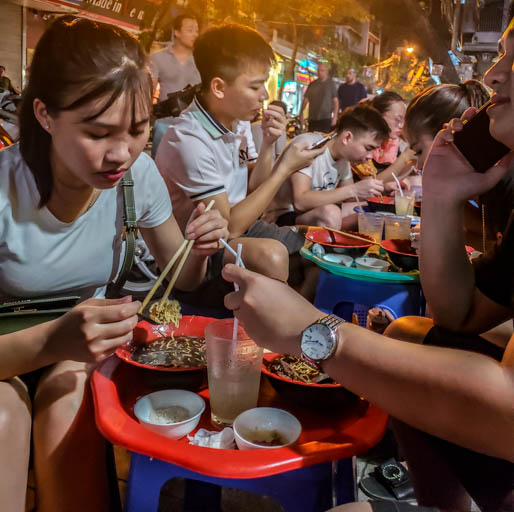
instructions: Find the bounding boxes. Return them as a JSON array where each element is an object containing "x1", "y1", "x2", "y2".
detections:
[{"x1": 187, "y1": 427, "x2": 235, "y2": 449}]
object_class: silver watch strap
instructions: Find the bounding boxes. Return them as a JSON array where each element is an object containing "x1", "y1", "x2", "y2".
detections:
[{"x1": 319, "y1": 314, "x2": 344, "y2": 330}]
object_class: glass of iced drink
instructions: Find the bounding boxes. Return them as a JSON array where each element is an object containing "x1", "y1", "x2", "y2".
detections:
[
  {"x1": 205, "y1": 319, "x2": 263, "y2": 427},
  {"x1": 394, "y1": 190, "x2": 415, "y2": 216},
  {"x1": 358, "y1": 212, "x2": 385, "y2": 242},
  {"x1": 384, "y1": 215, "x2": 411, "y2": 240}
]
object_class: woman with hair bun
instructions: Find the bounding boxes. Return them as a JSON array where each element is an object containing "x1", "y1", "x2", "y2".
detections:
[
  {"x1": 404, "y1": 79, "x2": 514, "y2": 250},
  {"x1": 405, "y1": 80, "x2": 490, "y2": 168}
]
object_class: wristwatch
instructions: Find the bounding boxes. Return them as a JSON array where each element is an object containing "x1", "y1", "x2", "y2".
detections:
[
  {"x1": 374, "y1": 459, "x2": 414, "y2": 500},
  {"x1": 300, "y1": 314, "x2": 344, "y2": 370}
]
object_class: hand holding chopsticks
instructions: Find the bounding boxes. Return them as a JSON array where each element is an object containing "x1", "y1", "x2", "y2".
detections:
[{"x1": 139, "y1": 200, "x2": 215, "y2": 315}]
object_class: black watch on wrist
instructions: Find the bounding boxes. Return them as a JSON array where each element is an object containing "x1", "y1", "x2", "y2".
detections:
[{"x1": 374, "y1": 459, "x2": 414, "y2": 500}]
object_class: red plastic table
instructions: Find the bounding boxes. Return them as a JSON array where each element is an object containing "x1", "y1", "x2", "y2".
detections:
[{"x1": 91, "y1": 356, "x2": 388, "y2": 511}]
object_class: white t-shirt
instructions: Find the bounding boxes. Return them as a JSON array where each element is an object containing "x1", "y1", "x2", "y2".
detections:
[
  {"x1": 0, "y1": 145, "x2": 172, "y2": 301},
  {"x1": 156, "y1": 97, "x2": 254, "y2": 230},
  {"x1": 294, "y1": 133, "x2": 352, "y2": 190}
]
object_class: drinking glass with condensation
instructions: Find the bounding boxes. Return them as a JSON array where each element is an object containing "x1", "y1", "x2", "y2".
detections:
[
  {"x1": 358, "y1": 212, "x2": 385, "y2": 242},
  {"x1": 394, "y1": 190, "x2": 415, "y2": 216},
  {"x1": 205, "y1": 319, "x2": 263, "y2": 427},
  {"x1": 384, "y1": 215, "x2": 411, "y2": 240}
]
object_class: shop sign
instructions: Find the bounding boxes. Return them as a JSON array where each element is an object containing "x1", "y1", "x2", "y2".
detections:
[
  {"x1": 282, "y1": 81, "x2": 297, "y2": 94},
  {"x1": 297, "y1": 59, "x2": 317, "y2": 84},
  {"x1": 81, "y1": 0, "x2": 159, "y2": 25}
]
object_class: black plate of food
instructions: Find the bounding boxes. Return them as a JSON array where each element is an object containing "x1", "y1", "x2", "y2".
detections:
[
  {"x1": 116, "y1": 316, "x2": 216, "y2": 372},
  {"x1": 262, "y1": 353, "x2": 358, "y2": 409}
]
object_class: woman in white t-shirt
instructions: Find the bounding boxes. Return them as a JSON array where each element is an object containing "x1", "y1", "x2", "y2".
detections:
[{"x1": 0, "y1": 17, "x2": 228, "y2": 512}]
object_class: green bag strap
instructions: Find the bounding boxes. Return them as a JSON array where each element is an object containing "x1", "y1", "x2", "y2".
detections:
[{"x1": 110, "y1": 169, "x2": 137, "y2": 295}]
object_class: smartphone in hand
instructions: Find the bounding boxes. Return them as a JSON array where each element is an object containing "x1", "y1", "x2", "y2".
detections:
[
  {"x1": 452, "y1": 100, "x2": 510, "y2": 173},
  {"x1": 309, "y1": 132, "x2": 337, "y2": 150}
]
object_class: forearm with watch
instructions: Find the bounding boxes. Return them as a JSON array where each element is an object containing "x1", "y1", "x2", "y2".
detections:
[{"x1": 299, "y1": 315, "x2": 514, "y2": 460}]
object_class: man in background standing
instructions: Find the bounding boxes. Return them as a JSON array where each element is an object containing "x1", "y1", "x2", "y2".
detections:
[
  {"x1": 337, "y1": 68, "x2": 367, "y2": 110},
  {"x1": 150, "y1": 13, "x2": 201, "y2": 102},
  {"x1": 299, "y1": 61, "x2": 339, "y2": 133},
  {"x1": 150, "y1": 13, "x2": 201, "y2": 157}
]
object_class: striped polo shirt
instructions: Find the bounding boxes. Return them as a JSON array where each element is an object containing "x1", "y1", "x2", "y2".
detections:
[{"x1": 155, "y1": 97, "x2": 257, "y2": 231}]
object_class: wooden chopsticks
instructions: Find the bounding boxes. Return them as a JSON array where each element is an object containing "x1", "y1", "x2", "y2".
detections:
[
  {"x1": 138, "y1": 200, "x2": 215, "y2": 315},
  {"x1": 321, "y1": 225, "x2": 381, "y2": 246},
  {"x1": 371, "y1": 168, "x2": 385, "y2": 203}
]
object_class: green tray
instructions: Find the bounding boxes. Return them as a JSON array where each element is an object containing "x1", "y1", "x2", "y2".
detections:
[{"x1": 300, "y1": 247, "x2": 420, "y2": 284}]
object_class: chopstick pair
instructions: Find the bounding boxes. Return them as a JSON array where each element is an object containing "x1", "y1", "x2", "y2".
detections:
[
  {"x1": 371, "y1": 169, "x2": 385, "y2": 203},
  {"x1": 321, "y1": 225, "x2": 382, "y2": 247},
  {"x1": 138, "y1": 200, "x2": 215, "y2": 315}
]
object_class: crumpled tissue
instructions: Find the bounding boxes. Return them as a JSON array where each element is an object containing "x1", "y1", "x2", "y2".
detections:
[{"x1": 187, "y1": 427, "x2": 235, "y2": 449}]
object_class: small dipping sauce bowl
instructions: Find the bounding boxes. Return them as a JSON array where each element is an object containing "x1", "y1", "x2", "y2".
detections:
[
  {"x1": 354, "y1": 256, "x2": 390, "y2": 272},
  {"x1": 233, "y1": 407, "x2": 302, "y2": 450}
]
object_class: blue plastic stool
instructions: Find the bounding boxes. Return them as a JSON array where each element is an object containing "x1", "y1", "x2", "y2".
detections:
[
  {"x1": 124, "y1": 452, "x2": 355, "y2": 511},
  {"x1": 314, "y1": 270, "x2": 425, "y2": 326}
]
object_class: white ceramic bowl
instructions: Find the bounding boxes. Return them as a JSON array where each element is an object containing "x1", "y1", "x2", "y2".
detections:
[
  {"x1": 133, "y1": 389, "x2": 205, "y2": 439},
  {"x1": 322, "y1": 253, "x2": 353, "y2": 267},
  {"x1": 233, "y1": 407, "x2": 302, "y2": 450},
  {"x1": 354, "y1": 256, "x2": 390, "y2": 272}
]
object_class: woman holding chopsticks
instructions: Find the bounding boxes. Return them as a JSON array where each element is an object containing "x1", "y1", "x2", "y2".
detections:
[{"x1": 0, "y1": 17, "x2": 228, "y2": 512}]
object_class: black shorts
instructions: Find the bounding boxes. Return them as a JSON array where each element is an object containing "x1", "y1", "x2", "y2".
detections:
[
  {"x1": 275, "y1": 211, "x2": 298, "y2": 227},
  {"x1": 173, "y1": 220, "x2": 304, "y2": 308}
]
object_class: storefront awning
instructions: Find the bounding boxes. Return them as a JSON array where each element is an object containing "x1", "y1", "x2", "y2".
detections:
[
  {"x1": 271, "y1": 40, "x2": 309, "y2": 64},
  {"x1": 80, "y1": 0, "x2": 160, "y2": 28},
  {"x1": 5, "y1": 0, "x2": 161, "y2": 31},
  {"x1": 5, "y1": 0, "x2": 77, "y2": 12}
]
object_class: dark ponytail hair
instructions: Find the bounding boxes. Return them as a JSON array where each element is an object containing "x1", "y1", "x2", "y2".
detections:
[
  {"x1": 370, "y1": 91, "x2": 404, "y2": 114},
  {"x1": 405, "y1": 80, "x2": 490, "y2": 140},
  {"x1": 19, "y1": 16, "x2": 153, "y2": 206}
]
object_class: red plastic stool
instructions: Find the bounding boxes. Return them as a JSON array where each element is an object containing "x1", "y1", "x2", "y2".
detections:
[{"x1": 92, "y1": 356, "x2": 388, "y2": 512}]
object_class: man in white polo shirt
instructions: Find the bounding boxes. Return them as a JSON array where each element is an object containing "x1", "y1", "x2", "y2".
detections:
[{"x1": 156, "y1": 24, "x2": 321, "y2": 306}]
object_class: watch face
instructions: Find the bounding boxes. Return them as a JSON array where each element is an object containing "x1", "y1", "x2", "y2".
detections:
[
  {"x1": 301, "y1": 323, "x2": 335, "y2": 361},
  {"x1": 382, "y1": 464, "x2": 403, "y2": 481}
]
